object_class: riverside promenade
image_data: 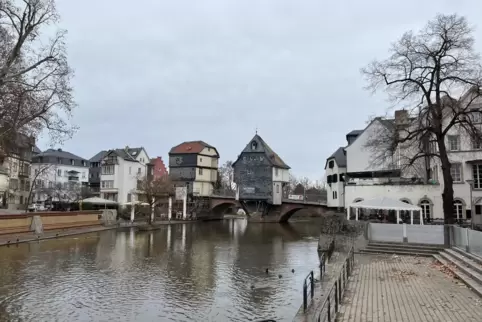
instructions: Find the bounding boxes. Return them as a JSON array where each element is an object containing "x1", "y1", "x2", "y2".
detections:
[{"x1": 337, "y1": 254, "x2": 482, "y2": 322}]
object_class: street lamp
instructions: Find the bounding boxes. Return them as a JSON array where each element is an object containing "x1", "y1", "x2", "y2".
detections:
[{"x1": 466, "y1": 179, "x2": 474, "y2": 229}]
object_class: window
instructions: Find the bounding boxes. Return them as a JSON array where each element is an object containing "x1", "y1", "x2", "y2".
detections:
[
  {"x1": 332, "y1": 191, "x2": 337, "y2": 199},
  {"x1": 453, "y1": 200, "x2": 464, "y2": 220},
  {"x1": 19, "y1": 196, "x2": 23, "y2": 204},
  {"x1": 64, "y1": 170, "x2": 68, "y2": 177},
  {"x1": 420, "y1": 200, "x2": 431, "y2": 221},
  {"x1": 127, "y1": 193, "x2": 132, "y2": 202},
  {"x1": 429, "y1": 165, "x2": 438, "y2": 182},
  {"x1": 101, "y1": 180, "x2": 114, "y2": 188},
  {"x1": 102, "y1": 165, "x2": 115, "y2": 175},
  {"x1": 473, "y1": 164, "x2": 482, "y2": 189},
  {"x1": 138, "y1": 167, "x2": 141, "y2": 174},
  {"x1": 200, "y1": 157, "x2": 203, "y2": 163},
  {"x1": 251, "y1": 141, "x2": 258, "y2": 150},
  {"x1": 332, "y1": 174, "x2": 338, "y2": 183},
  {"x1": 328, "y1": 160, "x2": 334, "y2": 169},
  {"x1": 199, "y1": 168, "x2": 203, "y2": 175},
  {"x1": 48, "y1": 181, "x2": 53, "y2": 188},
  {"x1": 82, "y1": 161, "x2": 86, "y2": 166},
  {"x1": 327, "y1": 175, "x2": 332, "y2": 183},
  {"x1": 35, "y1": 169, "x2": 38, "y2": 175},
  {"x1": 450, "y1": 163, "x2": 462, "y2": 182},
  {"x1": 469, "y1": 109, "x2": 482, "y2": 123},
  {"x1": 275, "y1": 168, "x2": 279, "y2": 176},
  {"x1": 340, "y1": 173, "x2": 345, "y2": 182},
  {"x1": 448, "y1": 135, "x2": 460, "y2": 151},
  {"x1": 150, "y1": 168, "x2": 154, "y2": 175},
  {"x1": 473, "y1": 137, "x2": 482, "y2": 150},
  {"x1": 82, "y1": 172, "x2": 85, "y2": 178},
  {"x1": 276, "y1": 184, "x2": 279, "y2": 193},
  {"x1": 71, "y1": 159, "x2": 75, "y2": 165},
  {"x1": 57, "y1": 169, "x2": 61, "y2": 176}
]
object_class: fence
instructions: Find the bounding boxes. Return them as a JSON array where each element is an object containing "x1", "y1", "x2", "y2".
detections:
[
  {"x1": 368, "y1": 223, "x2": 444, "y2": 245},
  {"x1": 451, "y1": 226, "x2": 482, "y2": 258},
  {"x1": 302, "y1": 253, "x2": 326, "y2": 313},
  {"x1": 315, "y1": 247, "x2": 355, "y2": 322}
]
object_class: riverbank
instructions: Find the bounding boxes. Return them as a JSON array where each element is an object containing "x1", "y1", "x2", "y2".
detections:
[{"x1": 0, "y1": 219, "x2": 204, "y2": 247}]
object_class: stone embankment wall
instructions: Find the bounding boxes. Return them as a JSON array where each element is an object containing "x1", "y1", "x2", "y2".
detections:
[{"x1": 0, "y1": 210, "x2": 113, "y2": 235}]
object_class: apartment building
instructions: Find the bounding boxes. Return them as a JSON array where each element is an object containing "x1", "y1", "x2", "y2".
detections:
[
  {"x1": 147, "y1": 157, "x2": 168, "y2": 181},
  {"x1": 99, "y1": 146, "x2": 149, "y2": 204},
  {"x1": 325, "y1": 90, "x2": 482, "y2": 222},
  {"x1": 89, "y1": 150, "x2": 108, "y2": 196},
  {"x1": 168, "y1": 141, "x2": 219, "y2": 197},
  {"x1": 0, "y1": 135, "x2": 35, "y2": 209},
  {"x1": 30, "y1": 148, "x2": 90, "y2": 203}
]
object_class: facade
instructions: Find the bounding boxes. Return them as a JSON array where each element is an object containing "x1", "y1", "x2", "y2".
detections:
[
  {"x1": 0, "y1": 135, "x2": 35, "y2": 209},
  {"x1": 168, "y1": 141, "x2": 219, "y2": 197},
  {"x1": 147, "y1": 157, "x2": 168, "y2": 181},
  {"x1": 325, "y1": 97, "x2": 482, "y2": 222},
  {"x1": 99, "y1": 146, "x2": 149, "y2": 204},
  {"x1": 233, "y1": 134, "x2": 290, "y2": 205},
  {"x1": 30, "y1": 148, "x2": 90, "y2": 204},
  {"x1": 89, "y1": 150, "x2": 108, "y2": 196}
]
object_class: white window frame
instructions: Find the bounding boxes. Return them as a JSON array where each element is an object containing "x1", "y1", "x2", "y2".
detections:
[{"x1": 450, "y1": 163, "x2": 462, "y2": 183}]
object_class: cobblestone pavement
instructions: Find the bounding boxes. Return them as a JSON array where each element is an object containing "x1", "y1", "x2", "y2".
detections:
[{"x1": 337, "y1": 254, "x2": 482, "y2": 322}]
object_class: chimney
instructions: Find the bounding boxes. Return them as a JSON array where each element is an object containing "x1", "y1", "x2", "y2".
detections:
[{"x1": 394, "y1": 110, "x2": 409, "y2": 125}]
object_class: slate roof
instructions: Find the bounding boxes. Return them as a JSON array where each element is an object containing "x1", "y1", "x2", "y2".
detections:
[
  {"x1": 89, "y1": 150, "x2": 108, "y2": 162},
  {"x1": 169, "y1": 141, "x2": 218, "y2": 156},
  {"x1": 325, "y1": 147, "x2": 347, "y2": 169},
  {"x1": 38, "y1": 149, "x2": 88, "y2": 161},
  {"x1": 346, "y1": 130, "x2": 363, "y2": 137},
  {"x1": 254, "y1": 134, "x2": 290, "y2": 169}
]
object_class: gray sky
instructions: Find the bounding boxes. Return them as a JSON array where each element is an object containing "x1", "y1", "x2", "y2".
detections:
[{"x1": 40, "y1": 0, "x2": 482, "y2": 180}]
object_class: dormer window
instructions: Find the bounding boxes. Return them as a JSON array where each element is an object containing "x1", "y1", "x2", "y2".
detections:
[
  {"x1": 251, "y1": 141, "x2": 258, "y2": 150},
  {"x1": 328, "y1": 160, "x2": 334, "y2": 169}
]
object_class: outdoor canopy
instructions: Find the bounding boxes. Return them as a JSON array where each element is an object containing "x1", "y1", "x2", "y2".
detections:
[
  {"x1": 347, "y1": 196, "x2": 423, "y2": 225},
  {"x1": 79, "y1": 197, "x2": 118, "y2": 205},
  {"x1": 348, "y1": 197, "x2": 422, "y2": 211}
]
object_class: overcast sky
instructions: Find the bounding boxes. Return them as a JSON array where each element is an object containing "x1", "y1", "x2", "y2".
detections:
[{"x1": 39, "y1": 0, "x2": 482, "y2": 180}]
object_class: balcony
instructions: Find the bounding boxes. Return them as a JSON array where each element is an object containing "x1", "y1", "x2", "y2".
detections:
[
  {"x1": 68, "y1": 176, "x2": 79, "y2": 181},
  {"x1": 100, "y1": 187, "x2": 118, "y2": 193}
]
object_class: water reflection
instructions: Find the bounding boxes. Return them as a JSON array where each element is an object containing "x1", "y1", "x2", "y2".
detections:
[{"x1": 0, "y1": 220, "x2": 322, "y2": 322}]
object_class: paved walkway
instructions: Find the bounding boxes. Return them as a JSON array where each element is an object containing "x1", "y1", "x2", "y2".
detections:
[{"x1": 337, "y1": 254, "x2": 482, "y2": 322}]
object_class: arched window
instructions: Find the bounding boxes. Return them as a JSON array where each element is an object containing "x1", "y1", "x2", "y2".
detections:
[
  {"x1": 453, "y1": 200, "x2": 464, "y2": 220},
  {"x1": 420, "y1": 200, "x2": 431, "y2": 221},
  {"x1": 251, "y1": 141, "x2": 258, "y2": 150}
]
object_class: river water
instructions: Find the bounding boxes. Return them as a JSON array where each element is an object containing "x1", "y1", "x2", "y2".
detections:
[{"x1": 0, "y1": 219, "x2": 322, "y2": 322}]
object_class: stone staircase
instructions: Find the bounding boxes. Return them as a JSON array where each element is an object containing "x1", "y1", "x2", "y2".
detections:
[
  {"x1": 360, "y1": 241, "x2": 444, "y2": 257},
  {"x1": 434, "y1": 247, "x2": 482, "y2": 297}
]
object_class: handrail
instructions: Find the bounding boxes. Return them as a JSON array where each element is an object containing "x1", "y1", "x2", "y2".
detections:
[
  {"x1": 315, "y1": 246, "x2": 355, "y2": 322},
  {"x1": 302, "y1": 250, "x2": 327, "y2": 312},
  {"x1": 302, "y1": 271, "x2": 314, "y2": 312}
]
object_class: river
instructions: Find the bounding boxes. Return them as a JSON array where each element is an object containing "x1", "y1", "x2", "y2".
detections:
[{"x1": 0, "y1": 219, "x2": 322, "y2": 322}]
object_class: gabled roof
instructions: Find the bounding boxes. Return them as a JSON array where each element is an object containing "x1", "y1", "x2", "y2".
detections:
[
  {"x1": 104, "y1": 149, "x2": 138, "y2": 162},
  {"x1": 39, "y1": 149, "x2": 87, "y2": 161},
  {"x1": 324, "y1": 147, "x2": 346, "y2": 169},
  {"x1": 233, "y1": 134, "x2": 290, "y2": 169},
  {"x1": 169, "y1": 141, "x2": 219, "y2": 156},
  {"x1": 89, "y1": 150, "x2": 108, "y2": 162}
]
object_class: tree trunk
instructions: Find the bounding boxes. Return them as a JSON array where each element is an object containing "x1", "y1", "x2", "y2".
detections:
[{"x1": 438, "y1": 141, "x2": 455, "y2": 246}]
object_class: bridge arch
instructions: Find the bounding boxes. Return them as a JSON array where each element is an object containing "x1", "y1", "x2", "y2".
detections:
[
  {"x1": 279, "y1": 206, "x2": 305, "y2": 223},
  {"x1": 211, "y1": 201, "x2": 239, "y2": 217}
]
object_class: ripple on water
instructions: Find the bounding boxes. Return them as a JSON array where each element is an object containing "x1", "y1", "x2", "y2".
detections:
[{"x1": 0, "y1": 222, "x2": 322, "y2": 322}]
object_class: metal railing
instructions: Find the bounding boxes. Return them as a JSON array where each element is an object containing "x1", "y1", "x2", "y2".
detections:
[
  {"x1": 315, "y1": 246, "x2": 355, "y2": 322},
  {"x1": 302, "y1": 252, "x2": 326, "y2": 312}
]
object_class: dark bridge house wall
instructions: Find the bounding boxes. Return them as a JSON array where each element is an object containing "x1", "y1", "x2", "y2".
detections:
[
  {"x1": 234, "y1": 152, "x2": 273, "y2": 202},
  {"x1": 169, "y1": 154, "x2": 199, "y2": 194}
]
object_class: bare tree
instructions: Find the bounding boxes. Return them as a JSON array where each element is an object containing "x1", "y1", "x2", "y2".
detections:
[
  {"x1": 25, "y1": 163, "x2": 52, "y2": 210},
  {"x1": 217, "y1": 160, "x2": 235, "y2": 191},
  {"x1": 362, "y1": 14, "x2": 482, "y2": 244},
  {"x1": 0, "y1": 0, "x2": 75, "y2": 156},
  {"x1": 137, "y1": 174, "x2": 174, "y2": 223}
]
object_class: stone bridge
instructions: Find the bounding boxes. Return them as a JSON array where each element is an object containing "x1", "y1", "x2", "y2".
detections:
[{"x1": 209, "y1": 196, "x2": 328, "y2": 223}]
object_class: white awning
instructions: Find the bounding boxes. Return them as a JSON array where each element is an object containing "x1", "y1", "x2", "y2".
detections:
[
  {"x1": 349, "y1": 197, "x2": 421, "y2": 211},
  {"x1": 80, "y1": 197, "x2": 118, "y2": 205}
]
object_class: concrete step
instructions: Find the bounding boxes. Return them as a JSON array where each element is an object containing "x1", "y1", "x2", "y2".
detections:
[
  {"x1": 365, "y1": 245, "x2": 439, "y2": 254},
  {"x1": 368, "y1": 242, "x2": 444, "y2": 251},
  {"x1": 452, "y1": 247, "x2": 482, "y2": 266},
  {"x1": 444, "y1": 249, "x2": 482, "y2": 276},
  {"x1": 439, "y1": 251, "x2": 482, "y2": 285},
  {"x1": 433, "y1": 254, "x2": 482, "y2": 297},
  {"x1": 359, "y1": 248, "x2": 434, "y2": 257}
]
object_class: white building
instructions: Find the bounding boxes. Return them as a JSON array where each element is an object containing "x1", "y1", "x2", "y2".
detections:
[
  {"x1": 30, "y1": 149, "x2": 90, "y2": 204},
  {"x1": 100, "y1": 146, "x2": 149, "y2": 204},
  {"x1": 325, "y1": 95, "x2": 482, "y2": 222}
]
